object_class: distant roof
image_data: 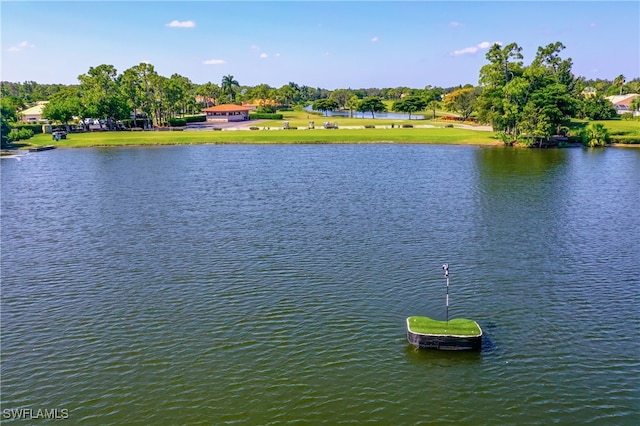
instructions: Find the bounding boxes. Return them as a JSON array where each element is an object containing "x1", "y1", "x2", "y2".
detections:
[
  {"x1": 202, "y1": 104, "x2": 253, "y2": 113},
  {"x1": 605, "y1": 94, "x2": 639, "y2": 106},
  {"x1": 20, "y1": 101, "x2": 49, "y2": 115}
]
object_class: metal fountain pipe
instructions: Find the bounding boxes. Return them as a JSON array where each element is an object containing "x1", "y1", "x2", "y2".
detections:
[{"x1": 443, "y1": 264, "x2": 449, "y2": 323}]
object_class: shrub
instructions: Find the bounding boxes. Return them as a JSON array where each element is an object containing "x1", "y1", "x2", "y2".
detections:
[
  {"x1": 364, "y1": 125, "x2": 375, "y2": 128},
  {"x1": 7, "y1": 128, "x2": 34, "y2": 142},
  {"x1": 249, "y1": 126, "x2": 259, "y2": 130},
  {"x1": 444, "y1": 124, "x2": 454, "y2": 128},
  {"x1": 580, "y1": 123, "x2": 610, "y2": 147},
  {"x1": 401, "y1": 124, "x2": 413, "y2": 128},
  {"x1": 212, "y1": 127, "x2": 222, "y2": 131},
  {"x1": 10, "y1": 123, "x2": 43, "y2": 134}
]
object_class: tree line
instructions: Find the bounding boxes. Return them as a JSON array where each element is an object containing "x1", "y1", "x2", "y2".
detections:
[{"x1": 1, "y1": 40, "x2": 638, "y2": 144}]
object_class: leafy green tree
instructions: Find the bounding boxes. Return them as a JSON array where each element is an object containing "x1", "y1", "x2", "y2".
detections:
[
  {"x1": 150, "y1": 74, "x2": 169, "y2": 126},
  {"x1": 165, "y1": 73, "x2": 193, "y2": 117},
  {"x1": 78, "y1": 64, "x2": 130, "y2": 129},
  {"x1": 329, "y1": 89, "x2": 353, "y2": 109},
  {"x1": 42, "y1": 87, "x2": 82, "y2": 128},
  {"x1": 392, "y1": 96, "x2": 426, "y2": 120},
  {"x1": 120, "y1": 62, "x2": 158, "y2": 128},
  {"x1": 443, "y1": 87, "x2": 478, "y2": 119},
  {"x1": 579, "y1": 93, "x2": 617, "y2": 120},
  {"x1": 357, "y1": 97, "x2": 386, "y2": 118},
  {"x1": 1, "y1": 97, "x2": 22, "y2": 122},
  {"x1": 477, "y1": 41, "x2": 578, "y2": 145},
  {"x1": 1, "y1": 116, "x2": 11, "y2": 148},
  {"x1": 221, "y1": 74, "x2": 239, "y2": 103},
  {"x1": 479, "y1": 42, "x2": 524, "y2": 87},
  {"x1": 312, "y1": 98, "x2": 339, "y2": 116},
  {"x1": 196, "y1": 82, "x2": 221, "y2": 107},
  {"x1": 277, "y1": 84, "x2": 296, "y2": 107},
  {"x1": 246, "y1": 84, "x2": 274, "y2": 107}
]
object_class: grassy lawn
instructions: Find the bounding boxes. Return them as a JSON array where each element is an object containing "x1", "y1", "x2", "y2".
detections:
[
  {"x1": 568, "y1": 118, "x2": 640, "y2": 144},
  {"x1": 407, "y1": 316, "x2": 482, "y2": 336},
  {"x1": 20, "y1": 110, "x2": 637, "y2": 149},
  {"x1": 261, "y1": 109, "x2": 457, "y2": 128},
  {"x1": 27, "y1": 126, "x2": 501, "y2": 148}
]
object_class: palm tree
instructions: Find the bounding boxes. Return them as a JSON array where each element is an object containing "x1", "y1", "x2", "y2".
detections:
[
  {"x1": 630, "y1": 96, "x2": 640, "y2": 115},
  {"x1": 345, "y1": 95, "x2": 359, "y2": 118},
  {"x1": 221, "y1": 74, "x2": 239, "y2": 103},
  {"x1": 614, "y1": 74, "x2": 626, "y2": 96},
  {"x1": 584, "y1": 122, "x2": 610, "y2": 147}
]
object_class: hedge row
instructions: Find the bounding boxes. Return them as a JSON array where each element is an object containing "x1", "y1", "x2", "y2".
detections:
[
  {"x1": 168, "y1": 118, "x2": 187, "y2": 127},
  {"x1": 10, "y1": 123, "x2": 43, "y2": 134},
  {"x1": 185, "y1": 115, "x2": 206, "y2": 123},
  {"x1": 249, "y1": 113, "x2": 284, "y2": 120}
]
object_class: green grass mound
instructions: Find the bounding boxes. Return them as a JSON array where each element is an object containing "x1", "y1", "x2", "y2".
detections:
[{"x1": 407, "y1": 316, "x2": 482, "y2": 337}]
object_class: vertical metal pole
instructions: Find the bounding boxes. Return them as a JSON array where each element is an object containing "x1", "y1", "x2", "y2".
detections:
[{"x1": 443, "y1": 264, "x2": 449, "y2": 323}]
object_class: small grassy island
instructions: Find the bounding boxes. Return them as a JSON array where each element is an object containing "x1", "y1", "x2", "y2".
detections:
[
  {"x1": 407, "y1": 316, "x2": 482, "y2": 336},
  {"x1": 406, "y1": 316, "x2": 483, "y2": 351}
]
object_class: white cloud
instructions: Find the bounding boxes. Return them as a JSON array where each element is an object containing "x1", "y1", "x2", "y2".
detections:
[
  {"x1": 260, "y1": 53, "x2": 268, "y2": 59},
  {"x1": 371, "y1": 36, "x2": 379, "y2": 42},
  {"x1": 8, "y1": 41, "x2": 35, "y2": 52},
  {"x1": 250, "y1": 45, "x2": 260, "y2": 51},
  {"x1": 275, "y1": 52, "x2": 281, "y2": 57},
  {"x1": 166, "y1": 20, "x2": 195, "y2": 28},
  {"x1": 449, "y1": 21, "x2": 463, "y2": 28},
  {"x1": 451, "y1": 41, "x2": 501, "y2": 56},
  {"x1": 203, "y1": 59, "x2": 226, "y2": 65}
]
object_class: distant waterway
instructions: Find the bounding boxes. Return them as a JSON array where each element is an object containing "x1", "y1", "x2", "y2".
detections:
[
  {"x1": 1, "y1": 145, "x2": 639, "y2": 424},
  {"x1": 304, "y1": 104, "x2": 424, "y2": 120}
]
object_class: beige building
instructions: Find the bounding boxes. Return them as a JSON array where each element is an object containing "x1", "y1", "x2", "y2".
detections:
[{"x1": 19, "y1": 101, "x2": 49, "y2": 122}]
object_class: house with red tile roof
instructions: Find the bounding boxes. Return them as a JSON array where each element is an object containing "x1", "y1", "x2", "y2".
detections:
[
  {"x1": 202, "y1": 104, "x2": 253, "y2": 122},
  {"x1": 606, "y1": 94, "x2": 640, "y2": 116}
]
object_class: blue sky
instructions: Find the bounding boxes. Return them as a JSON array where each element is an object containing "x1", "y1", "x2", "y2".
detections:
[{"x1": 2, "y1": 1, "x2": 639, "y2": 90}]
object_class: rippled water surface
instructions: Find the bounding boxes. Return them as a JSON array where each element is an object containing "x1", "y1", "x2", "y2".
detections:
[{"x1": 2, "y1": 145, "x2": 639, "y2": 424}]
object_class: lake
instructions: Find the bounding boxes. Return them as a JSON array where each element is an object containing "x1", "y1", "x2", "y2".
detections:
[
  {"x1": 304, "y1": 105, "x2": 425, "y2": 120},
  {"x1": 1, "y1": 145, "x2": 639, "y2": 424}
]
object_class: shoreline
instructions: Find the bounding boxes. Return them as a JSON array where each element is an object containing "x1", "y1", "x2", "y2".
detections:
[{"x1": 5, "y1": 122, "x2": 638, "y2": 150}]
